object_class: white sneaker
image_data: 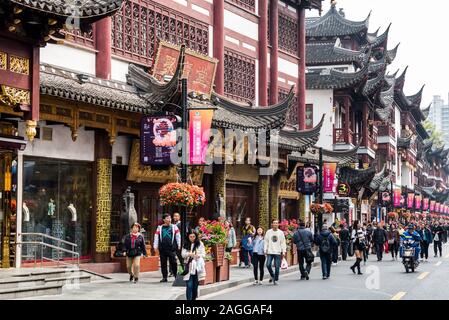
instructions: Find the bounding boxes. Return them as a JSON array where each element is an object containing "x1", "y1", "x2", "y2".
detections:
[
  {"x1": 258, "y1": 280, "x2": 263, "y2": 285},
  {"x1": 253, "y1": 280, "x2": 258, "y2": 285}
]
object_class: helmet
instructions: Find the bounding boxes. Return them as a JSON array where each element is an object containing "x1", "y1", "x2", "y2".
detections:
[{"x1": 407, "y1": 224, "x2": 415, "y2": 230}]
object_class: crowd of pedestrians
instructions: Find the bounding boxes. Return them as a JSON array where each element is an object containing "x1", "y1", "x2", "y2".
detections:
[{"x1": 119, "y1": 213, "x2": 449, "y2": 300}]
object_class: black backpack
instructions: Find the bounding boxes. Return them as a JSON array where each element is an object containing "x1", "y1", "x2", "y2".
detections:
[{"x1": 321, "y1": 235, "x2": 331, "y2": 253}]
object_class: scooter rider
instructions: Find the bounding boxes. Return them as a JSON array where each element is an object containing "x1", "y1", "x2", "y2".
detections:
[{"x1": 400, "y1": 224, "x2": 422, "y2": 261}]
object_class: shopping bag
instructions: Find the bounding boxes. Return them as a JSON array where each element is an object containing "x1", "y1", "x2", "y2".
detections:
[
  {"x1": 281, "y1": 258, "x2": 288, "y2": 270},
  {"x1": 384, "y1": 242, "x2": 389, "y2": 254}
]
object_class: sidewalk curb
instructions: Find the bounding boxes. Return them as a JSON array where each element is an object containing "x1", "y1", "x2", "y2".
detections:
[{"x1": 174, "y1": 261, "x2": 320, "y2": 300}]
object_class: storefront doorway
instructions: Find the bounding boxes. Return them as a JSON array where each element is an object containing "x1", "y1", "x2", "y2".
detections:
[{"x1": 226, "y1": 183, "x2": 256, "y2": 239}]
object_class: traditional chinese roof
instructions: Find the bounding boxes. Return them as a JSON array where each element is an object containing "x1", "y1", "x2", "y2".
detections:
[
  {"x1": 386, "y1": 43, "x2": 400, "y2": 64},
  {"x1": 10, "y1": 0, "x2": 123, "y2": 18},
  {"x1": 278, "y1": 115, "x2": 325, "y2": 152},
  {"x1": 369, "y1": 24, "x2": 391, "y2": 49},
  {"x1": 306, "y1": 39, "x2": 367, "y2": 66},
  {"x1": 306, "y1": 64, "x2": 368, "y2": 90},
  {"x1": 338, "y1": 166, "x2": 377, "y2": 190},
  {"x1": 306, "y1": 3, "x2": 370, "y2": 38},
  {"x1": 40, "y1": 64, "x2": 150, "y2": 113},
  {"x1": 375, "y1": 106, "x2": 392, "y2": 122},
  {"x1": 1, "y1": 0, "x2": 124, "y2": 43},
  {"x1": 379, "y1": 78, "x2": 395, "y2": 109},
  {"x1": 211, "y1": 87, "x2": 294, "y2": 131},
  {"x1": 398, "y1": 135, "x2": 413, "y2": 149},
  {"x1": 369, "y1": 164, "x2": 386, "y2": 191},
  {"x1": 395, "y1": 67, "x2": 408, "y2": 91},
  {"x1": 407, "y1": 85, "x2": 425, "y2": 107},
  {"x1": 289, "y1": 144, "x2": 360, "y2": 167},
  {"x1": 363, "y1": 67, "x2": 386, "y2": 96}
]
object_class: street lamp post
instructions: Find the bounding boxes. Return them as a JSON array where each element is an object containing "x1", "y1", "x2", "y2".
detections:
[{"x1": 180, "y1": 78, "x2": 188, "y2": 249}]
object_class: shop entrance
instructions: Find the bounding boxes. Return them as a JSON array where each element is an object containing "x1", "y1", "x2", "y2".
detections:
[
  {"x1": 0, "y1": 151, "x2": 18, "y2": 268},
  {"x1": 226, "y1": 183, "x2": 256, "y2": 239}
]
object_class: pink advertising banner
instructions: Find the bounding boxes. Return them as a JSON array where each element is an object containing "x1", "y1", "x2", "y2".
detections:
[
  {"x1": 430, "y1": 201, "x2": 436, "y2": 212},
  {"x1": 323, "y1": 163, "x2": 337, "y2": 193},
  {"x1": 407, "y1": 193, "x2": 414, "y2": 209},
  {"x1": 189, "y1": 109, "x2": 214, "y2": 165},
  {"x1": 393, "y1": 189, "x2": 401, "y2": 207},
  {"x1": 414, "y1": 195, "x2": 422, "y2": 210},
  {"x1": 436, "y1": 203, "x2": 441, "y2": 213},
  {"x1": 423, "y1": 198, "x2": 429, "y2": 211}
]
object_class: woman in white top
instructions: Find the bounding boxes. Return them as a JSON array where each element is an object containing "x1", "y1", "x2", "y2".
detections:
[
  {"x1": 350, "y1": 220, "x2": 365, "y2": 275},
  {"x1": 181, "y1": 230, "x2": 206, "y2": 300}
]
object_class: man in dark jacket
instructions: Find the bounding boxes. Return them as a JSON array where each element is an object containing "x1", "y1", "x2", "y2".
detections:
[
  {"x1": 373, "y1": 223, "x2": 388, "y2": 261},
  {"x1": 314, "y1": 225, "x2": 337, "y2": 280},
  {"x1": 432, "y1": 222, "x2": 444, "y2": 257},
  {"x1": 339, "y1": 224, "x2": 350, "y2": 261},
  {"x1": 293, "y1": 221, "x2": 314, "y2": 280}
]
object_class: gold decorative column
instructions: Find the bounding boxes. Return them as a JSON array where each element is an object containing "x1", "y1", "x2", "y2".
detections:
[
  {"x1": 299, "y1": 194, "x2": 306, "y2": 222},
  {"x1": 95, "y1": 159, "x2": 112, "y2": 255},
  {"x1": 270, "y1": 176, "x2": 280, "y2": 221},
  {"x1": 258, "y1": 175, "x2": 270, "y2": 230},
  {"x1": 94, "y1": 130, "x2": 112, "y2": 262}
]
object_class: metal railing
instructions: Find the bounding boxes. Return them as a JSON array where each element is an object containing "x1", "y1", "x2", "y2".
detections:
[{"x1": 17, "y1": 233, "x2": 80, "y2": 268}]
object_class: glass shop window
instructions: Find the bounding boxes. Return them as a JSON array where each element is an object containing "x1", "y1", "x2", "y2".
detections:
[{"x1": 22, "y1": 158, "x2": 93, "y2": 259}]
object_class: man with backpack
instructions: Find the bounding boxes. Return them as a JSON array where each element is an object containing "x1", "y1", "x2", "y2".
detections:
[
  {"x1": 293, "y1": 221, "x2": 314, "y2": 280},
  {"x1": 153, "y1": 214, "x2": 181, "y2": 283},
  {"x1": 314, "y1": 224, "x2": 338, "y2": 280}
]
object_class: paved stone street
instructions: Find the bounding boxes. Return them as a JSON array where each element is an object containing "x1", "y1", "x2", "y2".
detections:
[{"x1": 203, "y1": 244, "x2": 449, "y2": 301}]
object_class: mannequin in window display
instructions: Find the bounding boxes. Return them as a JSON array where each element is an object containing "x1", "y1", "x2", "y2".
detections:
[
  {"x1": 48, "y1": 199, "x2": 55, "y2": 218},
  {"x1": 121, "y1": 187, "x2": 138, "y2": 239},
  {"x1": 68, "y1": 203, "x2": 77, "y2": 222}
]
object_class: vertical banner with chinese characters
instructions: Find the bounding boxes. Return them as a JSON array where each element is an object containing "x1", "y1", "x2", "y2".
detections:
[
  {"x1": 152, "y1": 41, "x2": 218, "y2": 97},
  {"x1": 393, "y1": 189, "x2": 402, "y2": 207},
  {"x1": 323, "y1": 163, "x2": 337, "y2": 193},
  {"x1": 189, "y1": 109, "x2": 214, "y2": 165},
  {"x1": 407, "y1": 193, "x2": 414, "y2": 209},
  {"x1": 423, "y1": 198, "x2": 429, "y2": 211},
  {"x1": 430, "y1": 200, "x2": 436, "y2": 212},
  {"x1": 415, "y1": 195, "x2": 422, "y2": 210},
  {"x1": 140, "y1": 115, "x2": 178, "y2": 165},
  {"x1": 436, "y1": 203, "x2": 441, "y2": 213}
]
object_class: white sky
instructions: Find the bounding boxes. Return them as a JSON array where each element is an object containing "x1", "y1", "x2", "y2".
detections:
[{"x1": 307, "y1": 0, "x2": 449, "y2": 107}]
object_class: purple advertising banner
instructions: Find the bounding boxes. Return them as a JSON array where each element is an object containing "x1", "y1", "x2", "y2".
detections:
[{"x1": 141, "y1": 115, "x2": 179, "y2": 165}]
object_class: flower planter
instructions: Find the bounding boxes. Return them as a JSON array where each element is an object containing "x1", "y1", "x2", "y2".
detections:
[
  {"x1": 199, "y1": 260, "x2": 216, "y2": 285},
  {"x1": 292, "y1": 244, "x2": 298, "y2": 265},
  {"x1": 217, "y1": 259, "x2": 230, "y2": 282},
  {"x1": 286, "y1": 250, "x2": 293, "y2": 266},
  {"x1": 212, "y1": 244, "x2": 225, "y2": 267},
  {"x1": 230, "y1": 249, "x2": 239, "y2": 266}
]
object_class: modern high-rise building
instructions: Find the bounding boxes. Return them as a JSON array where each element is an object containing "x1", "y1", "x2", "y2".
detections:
[{"x1": 430, "y1": 95, "x2": 449, "y2": 146}]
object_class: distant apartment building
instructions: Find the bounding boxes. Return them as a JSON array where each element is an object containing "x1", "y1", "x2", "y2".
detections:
[{"x1": 430, "y1": 95, "x2": 449, "y2": 146}]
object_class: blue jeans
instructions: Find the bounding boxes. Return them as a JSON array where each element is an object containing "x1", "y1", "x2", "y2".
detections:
[
  {"x1": 242, "y1": 248, "x2": 252, "y2": 266},
  {"x1": 266, "y1": 254, "x2": 281, "y2": 281},
  {"x1": 320, "y1": 253, "x2": 332, "y2": 278},
  {"x1": 186, "y1": 274, "x2": 199, "y2": 301}
]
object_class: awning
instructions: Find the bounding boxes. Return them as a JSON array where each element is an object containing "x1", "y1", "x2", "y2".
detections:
[{"x1": 0, "y1": 135, "x2": 27, "y2": 151}]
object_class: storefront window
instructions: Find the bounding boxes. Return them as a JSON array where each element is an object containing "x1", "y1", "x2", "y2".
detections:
[{"x1": 23, "y1": 158, "x2": 93, "y2": 260}]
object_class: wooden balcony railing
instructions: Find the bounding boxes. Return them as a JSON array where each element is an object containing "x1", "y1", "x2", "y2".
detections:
[
  {"x1": 377, "y1": 125, "x2": 396, "y2": 139},
  {"x1": 333, "y1": 127, "x2": 346, "y2": 144}
]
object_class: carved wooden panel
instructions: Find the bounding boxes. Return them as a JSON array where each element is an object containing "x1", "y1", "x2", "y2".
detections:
[
  {"x1": 64, "y1": 28, "x2": 95, "y2": 48},
  {"x1": 111, "y1": 0, "x2": 209, "y2": 67},
  {"x1": 0, "y1": 52, "x2": 7, "y2": 70},
  {"x1": 228, "y1": 0, "x2": 255, "y2": 12},
  {"x1": 224, "y1": 48, "x2": 256, "y2": 103},
  {"x1": 279, "y1": 12, "x2": 298, "y2": 55}
]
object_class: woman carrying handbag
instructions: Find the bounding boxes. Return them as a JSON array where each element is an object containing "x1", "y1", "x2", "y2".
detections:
[{"x1": 181, "y1": 230, "x2": 206, "y2": 301}]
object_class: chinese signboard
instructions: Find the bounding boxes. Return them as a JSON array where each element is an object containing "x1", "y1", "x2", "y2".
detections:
[
  {"x1": 297, "y1": 165, "x2": 318, "y2": 195},
  {"x1": 141, "y1": 115, "x2": 179, "y2": 165},
  {"x1": 323, "y1": 163, "x2": 337, "y2": 193},
  {"x1": 337, "y1": 183, "x2": 350, "y2": 197},
  {"x1": 189, "y1": 109, "x2": 214, "y2": 165},
  {"x1": 152, "y1": 41, "x2": 218, "y2": 97}
]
